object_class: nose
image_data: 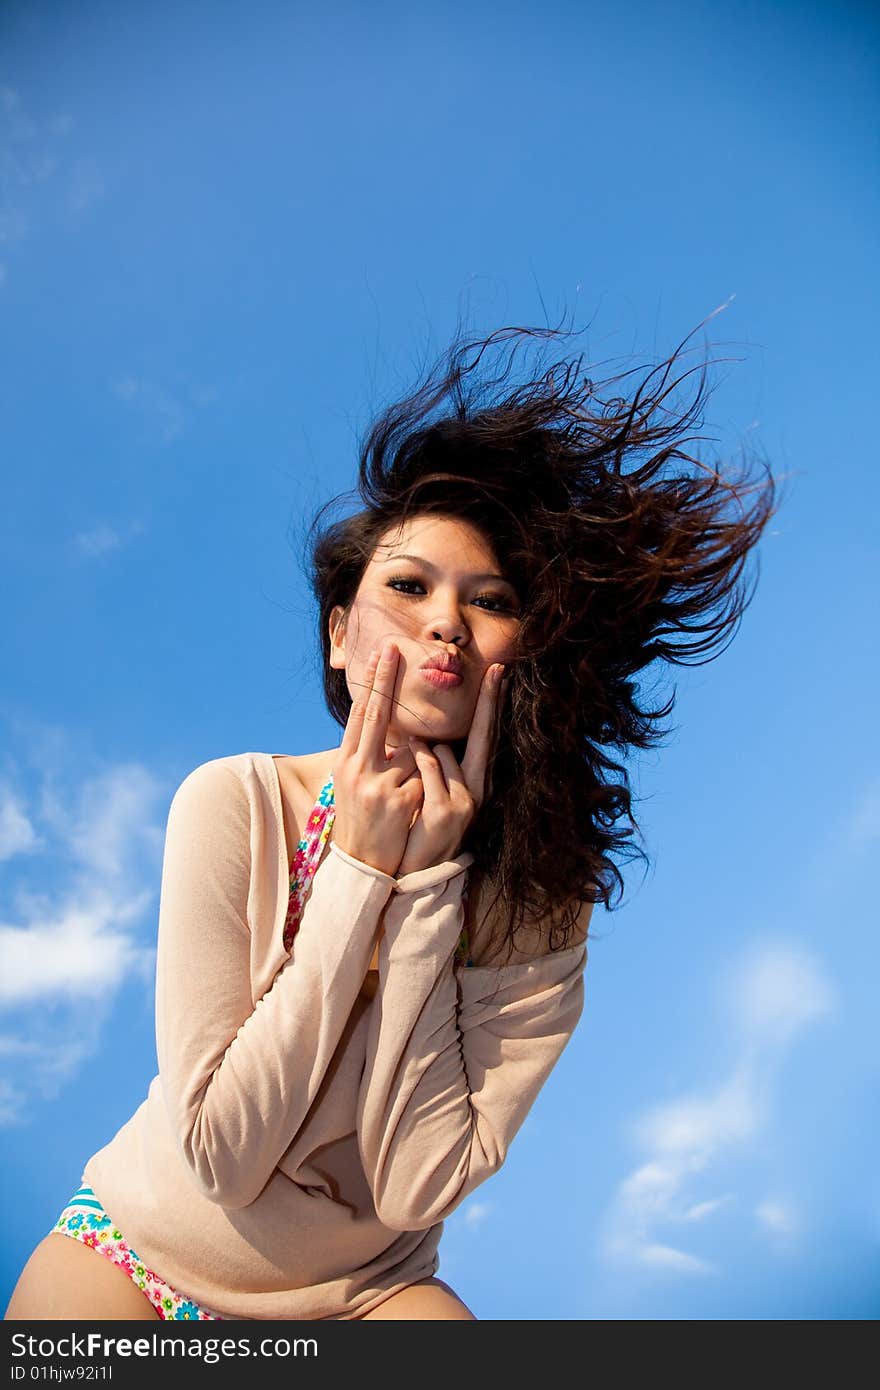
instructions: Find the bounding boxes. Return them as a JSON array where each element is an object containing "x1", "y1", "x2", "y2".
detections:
[
  {"x1": 414, "y1": 581, "x2": 472, "y2": 644},
  {"x1": 422, "y1": 601, "x2": 467, "y2": 647}
]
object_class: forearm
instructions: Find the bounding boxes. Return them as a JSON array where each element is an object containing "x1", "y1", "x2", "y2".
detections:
[
  {"x1": 356, "y1": 871, "x2": 587, "y2": 1232},
  {"x1": 158, "y1": 840, "x2": 396, "y2": 1209},
  {"x1": 355, "y1": 862, "x2": 479, "y2": 1230}
]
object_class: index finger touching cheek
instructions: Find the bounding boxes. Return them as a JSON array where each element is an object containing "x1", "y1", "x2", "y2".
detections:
[
  {"x1": 461, "y1": 666, "x2": 501, "y2": 784},
  {"x1": 339, "y1": 647, "x2": 382, "y2": 752}
]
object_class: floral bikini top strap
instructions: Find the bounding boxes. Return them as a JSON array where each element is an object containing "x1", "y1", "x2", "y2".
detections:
[
  {"x1": 282, "y1": 771, "x2": 336, "y2": 953},
  {"x1": 282, "y1": 769, "x2": 472, "y2": 964}
]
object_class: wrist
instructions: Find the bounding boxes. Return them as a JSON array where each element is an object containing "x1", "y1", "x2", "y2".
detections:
[
  {"x1": 396, "y1": 844, "x2": 461, "y2": 879},
  {"x1": 393, "y1": 850, "x2": 474, "y2": 895},
  {"x1": 328, "y1": 839, "x2": 398, "y2": 885}
]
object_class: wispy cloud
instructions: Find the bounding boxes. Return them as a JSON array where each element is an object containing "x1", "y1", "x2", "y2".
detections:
[
  {"x1": 111, "y1": 374, "x2": 218, "y2": 446},
  {"x1": 0, "y1": 744, "x2": 171, "y2": 1123},
  {"x1": 438, "y1": 1196, "x2": 494, "y2": 1273},
  {"x1": 846, "y1": 775, "x2": 880, "y2": 854},
  {"x1": 113, "y1": 376, "x2": 187, "y2": 445},
  {"x1": 0, "y1": 86, "x2": 58, "y2": 211},
  {"x1": 0, "y1": 85, "x2": 98, "y2": 281},
  {"x1": 599, "y1": 938, "x2": 836, "y2": 1276},
  {"x1": 0, "y1": 1076, "x2": 27, "y2": 1127},
  {"x1": 463, "y1": 1201, "x2": 492, "y2": 1228},
  {"x1": 72, "y1": 519, "x2": 148, "y2": 560},
  {"x1": 0, "y1": 783, "x2": 43, "y2": 861},
  {"x1": 683, "y1": 1195, "x2": 734, "y2": 1223},
  {"x1": 755, "y1": 1198, "x2": 799, "y2": 1237},
  {"x1": 68, "y1": 154, "x2": 105, "y2": 219},
  {"x1": 638, "y1": 1243, "x2": 715, "y2": 1274},
  {"x1": 0, "y1": 206, "x2": 29, "y2": 248},
  {"x1": 0, "y1": 1031, "x2": 109, "y2": 1123}
]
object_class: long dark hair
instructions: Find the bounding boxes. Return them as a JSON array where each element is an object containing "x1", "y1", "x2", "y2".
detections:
[{"x1": 302, "y1": 307, "x2": 783, "y2": 960}]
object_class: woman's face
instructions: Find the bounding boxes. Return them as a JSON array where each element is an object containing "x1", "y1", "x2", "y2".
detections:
[{"x1": 329, "y1": 513, "x2": 522, "y2": 753}]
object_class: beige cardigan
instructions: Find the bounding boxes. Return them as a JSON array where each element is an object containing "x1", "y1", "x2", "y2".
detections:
[{"x1": 82, "y1": 752, "x2": 587, "y2": 1319}]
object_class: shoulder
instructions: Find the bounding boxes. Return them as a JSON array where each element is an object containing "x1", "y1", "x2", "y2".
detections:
[
  {"x1": 173, "y1": 753, "x2": 251, "y2": 792},
  {"x1": 172, "y1": 751, "x2": 311, "y2": 799},
  {"x1": 167, "y1": 755, "x2": 254, "y2": 828},
  {"x1": 466, "y1": 870, "x2": 593, "y2": 967}
]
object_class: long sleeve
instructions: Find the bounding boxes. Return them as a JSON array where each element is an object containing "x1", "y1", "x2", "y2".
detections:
[
  {"x1": 154, "y1": 760, "x2": 399, "y2": 1211},
  {"x1": 355, "y1": 862, "x2": 587, "y2": 1232}
]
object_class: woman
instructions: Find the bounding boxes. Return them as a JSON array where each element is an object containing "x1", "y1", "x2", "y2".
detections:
[{"x1": 5, "y1": 312, "x2": 779, "y2": 1321}]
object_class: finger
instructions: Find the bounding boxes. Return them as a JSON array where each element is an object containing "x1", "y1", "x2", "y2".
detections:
[
  {"x1": 408, "y1": 738, "x2": 450, "y2": 803},
  {"x1": 460, "y1": 663, "x2": 505, "y2": 795},
  {"x1": 433, "y1": 743, "x2": 479, "y2": 824},
  {"x1": 383, "y1": 742, "x2": 406, "y2": 765},
  {"x1": 430, "y1": 741, "x2": 468, "y2": 795},
  {"x1": 338, "y1": 645, "x2": 383, "y2": 757},
  {"x1": 405, "y1": 782, "x2": 424, "y2": 829},
  {"x1": 361, "y1": 639, "x2": 400, "y2": 770},
  {"x1": 384, "y1": 742, "x2": 419, "y2": 779}
]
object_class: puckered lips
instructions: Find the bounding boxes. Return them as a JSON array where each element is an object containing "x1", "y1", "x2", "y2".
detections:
[{"x1": 420, "y1": 650, "x2": 464, "y2": 687}]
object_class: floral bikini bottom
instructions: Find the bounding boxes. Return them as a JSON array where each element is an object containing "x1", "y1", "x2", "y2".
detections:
[{"x1": 52, "y1": 1178, "x2": 225, "y2": 1320}]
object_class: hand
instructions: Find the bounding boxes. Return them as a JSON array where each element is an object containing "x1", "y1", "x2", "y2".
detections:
[
  {"x1": 395, "y1": 661, "x2": 510, "y2": 878},
  {"x1": 332, "y1": 640, "x2": 423, "y2": 878}
]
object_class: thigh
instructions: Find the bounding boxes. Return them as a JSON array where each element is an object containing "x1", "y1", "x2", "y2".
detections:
[
  {"x1": 357, "y1": 1276, "x2": 477, "y2": 1320},
  {"x1": 4, "y1": 1233, "x2": 161, "y2": 1321}
]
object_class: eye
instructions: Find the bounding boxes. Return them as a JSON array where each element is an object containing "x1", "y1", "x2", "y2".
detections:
[{"x1": 386, "y1": 576, "x2": 515, "y2": 614}]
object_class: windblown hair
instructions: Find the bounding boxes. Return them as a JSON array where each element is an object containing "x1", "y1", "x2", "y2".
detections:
[{"x1": 302, "y1": 308, "x2": 782, "y2": 960}]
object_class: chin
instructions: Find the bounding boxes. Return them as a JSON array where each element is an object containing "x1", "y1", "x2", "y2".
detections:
[
  {"x1": 397, "y1": 734, "x2": 467, "y2": 754},
  {"x1": 424, "y1": 728, "x2": 468, "y2": 744}
]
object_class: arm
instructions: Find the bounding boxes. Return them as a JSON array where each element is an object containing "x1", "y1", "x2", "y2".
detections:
[
  {"x1": 155, "y1": 759, "x2": 402, "y2": 1210},
  {"x1": 355, "y1": 862, "x2": 587, "y2": 1232}
]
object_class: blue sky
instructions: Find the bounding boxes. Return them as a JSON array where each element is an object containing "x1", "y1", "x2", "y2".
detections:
[{"x1": 1, "y1": 0, "x2": 878, "y2": 1320}]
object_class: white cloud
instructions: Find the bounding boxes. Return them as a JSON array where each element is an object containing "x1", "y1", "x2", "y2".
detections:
[
  {"x1": 0, "y1": 896, "x2": 155, "y2": 1007},
  {"x1": 72, "y1": 523, "x2": 125, "y2": 559},
  {"x1": 755, "y1": 1198, "x2": 798, "y2": 1236},
  {"x1": 683, "y1": 1196, "x2": 733, "y2": 1222},
  {"x1": 112, "y1": 376, "x2": 187, "y2": 445},
  {"x1": 463, "y1": 1201, "x2": 492, "y2": 1227},
  {"x1": 599, "y1": 939, "x2": 836, "y2": 1276},
  {"x1": 0, "y1": 1028, "x2": 112, "y2": 1115},
  {"x1": 111, "y1": 373, "x2": 219, "y2": 445},
  {"x1": 0, "y1": 86, "x2": 82, "y2": 274},
  {"x1": 728, "y1": 939, "x2": 836, "y2": 1050},
  {"x1": 638, "y1": 1243, "x2": 716, "y2": 1274},
  {"x1": 633, "y1": 1062, "x2": 762, "y2": 1159},
  {"x1": 71, "y1": 518, "x2": 149, "y2": 560},
  {"x1": 0, "y1": 1076, "x2": 28, "y2": 1127},
  {"x1": 0, "y1": 785, "x2": 42, "y2": 860},
  {"x1": 847, "y1": 776, "x2": 880, "y2": 853},
  {"x1": 0, "y1": 747, "x2": 170, "y2": 1123},
  {"x1": 68, "y1": 155, "x2": 105, "y2": 216}
]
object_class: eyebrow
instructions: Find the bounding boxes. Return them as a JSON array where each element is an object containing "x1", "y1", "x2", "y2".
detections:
[{"x1": 380, "y1": 553, "x2": 516, "y2": 587}]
